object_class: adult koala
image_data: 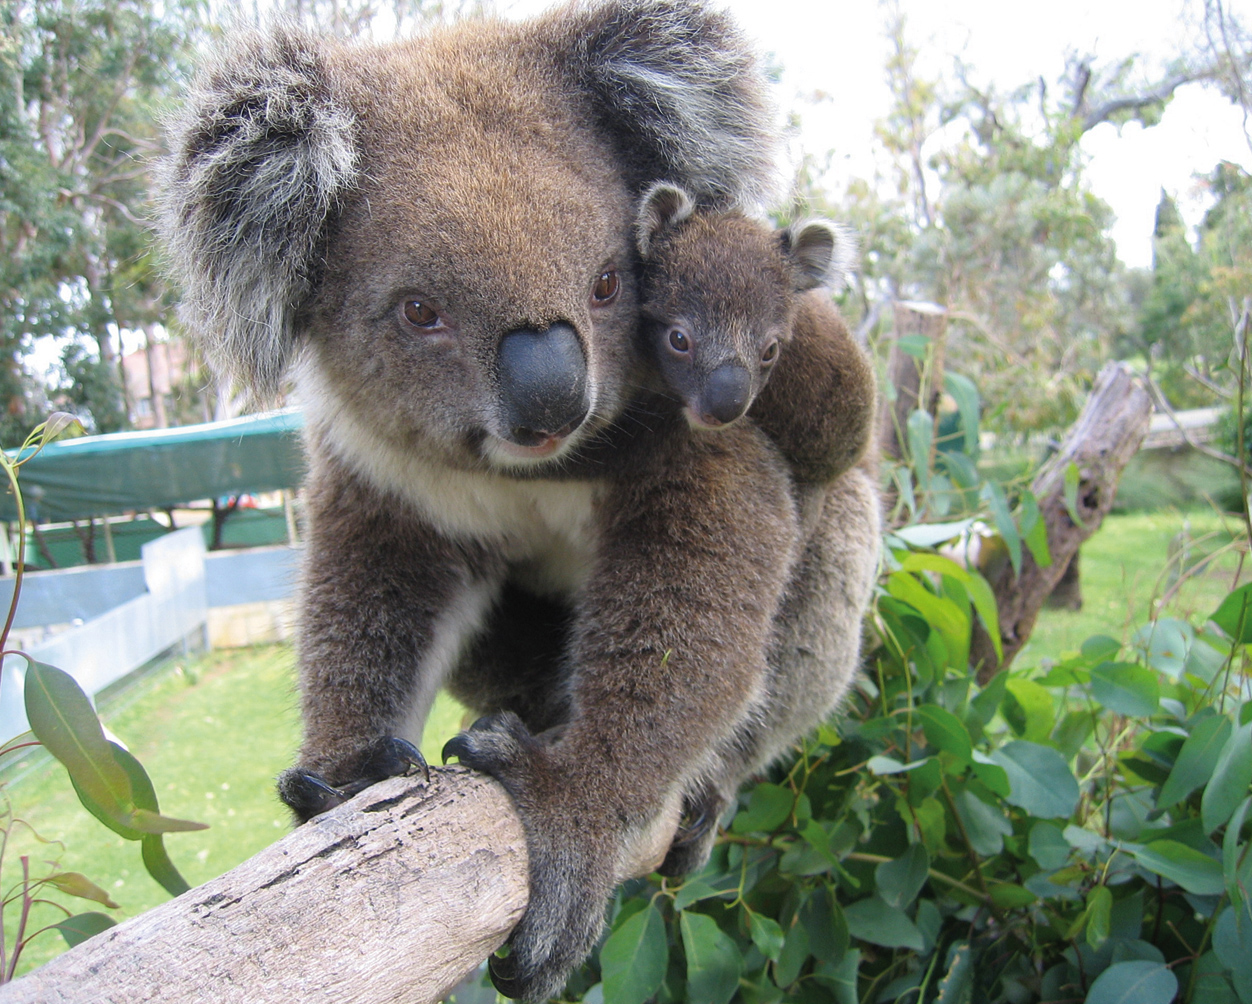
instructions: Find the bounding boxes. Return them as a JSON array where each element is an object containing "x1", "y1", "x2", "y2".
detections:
[{"x1": 159, "y1": 1, "x2": 880, "y2": 999}]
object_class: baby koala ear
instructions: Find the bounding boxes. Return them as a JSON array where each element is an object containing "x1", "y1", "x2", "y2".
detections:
[
  {"x1": 636, "y1": 182, "x2": 696, "y2": 257},
  {"x1": 780, "y1": 218, "x2": 858, "y2": 291}
]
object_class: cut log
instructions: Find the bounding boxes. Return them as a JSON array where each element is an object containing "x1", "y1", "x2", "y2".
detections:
[
  {"x1": 972, "y1": 361, "x2": 1153, "y2": 682},
  {"x1": 0, "y1": 768, "x2": 528, "y2": 1004}
]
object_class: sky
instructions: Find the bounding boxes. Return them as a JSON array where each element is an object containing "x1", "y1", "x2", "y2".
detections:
[{"x1": 502, "y1": 0, "x2": 1252, "y2": 270}]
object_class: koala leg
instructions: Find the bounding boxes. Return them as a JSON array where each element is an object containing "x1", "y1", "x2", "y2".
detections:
[
  {"x1": 279, "y1": 459, "x2": 504, "y2": 821},
  {"x1": 445, "y1": 426, "x2": 799, "y2": 1002},
  {"x1": 659, "y1": 465, "x2": 883, "y2": 876}
]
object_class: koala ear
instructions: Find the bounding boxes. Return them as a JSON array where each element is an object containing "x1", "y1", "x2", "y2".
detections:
[
  {"x1": 635, "y1": 182, "x2": 695, "y2": 257},
  {"x1": 780, "y1": 219, "x2": 858, "y2": 292},
  {"x1": 157, "y1": 24, "x2": 357, "y2": 398},
  {"x1": 549, "y1": 0, "x2": 778, "y2": 210}
]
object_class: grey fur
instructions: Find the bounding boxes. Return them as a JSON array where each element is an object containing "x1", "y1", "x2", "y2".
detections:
[
  {"x1": 157, "y1": 23, "x2": 357, "y2": 397},
  {"x1": 782, "y1": 218, "x2": 858, "y2": 291},
  {"x1": 551, "y1": 0, "x2": 780, "y2": 208},
  {"x1": 635, "y1": 181, "x2": 694, "y2": 257},
  {"x1": 157, "y1": 4, "x2": 878, "y2": 1000}
]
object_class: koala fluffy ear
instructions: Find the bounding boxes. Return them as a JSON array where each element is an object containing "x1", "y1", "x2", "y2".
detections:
[
  {"x1": 157, "y1": 25, "x2": 357, "y2": 398},
  {"x1": 635, "y1": 182, "x2": 695, "y2": 257},
  {"x1": 550, "y1": 0, "x2": 778, "y2": 210},
  {"x1": 780, "y1": 219, "x2": 858, "y2": 292}
]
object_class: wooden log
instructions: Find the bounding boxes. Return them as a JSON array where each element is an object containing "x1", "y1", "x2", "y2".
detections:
[
  {"x1": 0, "y1": 767, "x2": 528, "y2": 1004},
  {"x1": 972, "y1": 361, "x2": 1153, "y2": 682}
]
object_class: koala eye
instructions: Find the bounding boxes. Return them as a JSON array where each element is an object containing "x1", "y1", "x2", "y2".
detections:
[
  {"x1": 402, "y1": 300, "x2": 441, "y2": 328},
  {"x1": 761, "y1": 340, "x2": 780, "y2": 366},
  {"x1": 591, "y1": 271, "x2": 620, "y2": 304},
  {"x1": 668, "y1": 328, "x2": 690, "y2": 354}
]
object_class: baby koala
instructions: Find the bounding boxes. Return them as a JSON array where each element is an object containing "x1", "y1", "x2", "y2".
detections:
[{"x1": 635, "y1": 182, "x2": 876, "y2": 484}]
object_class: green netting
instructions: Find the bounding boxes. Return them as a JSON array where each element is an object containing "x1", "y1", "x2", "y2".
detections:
[{"x1": 1, "y1": 409, "x2": 306, "y2": 523}]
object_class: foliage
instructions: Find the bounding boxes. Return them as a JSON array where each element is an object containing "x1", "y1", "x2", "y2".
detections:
[
  {"x1": 553, "y1": 544, "x2": 1252, "y2": 1004},
  {"x1": 0, "y1": 414, "x2": 206, "y2": 976}
]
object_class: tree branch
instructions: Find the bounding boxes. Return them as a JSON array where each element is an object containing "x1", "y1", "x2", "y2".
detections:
[{"x1": 0, "y1": 769, "x2": 529, "y2": 1004}]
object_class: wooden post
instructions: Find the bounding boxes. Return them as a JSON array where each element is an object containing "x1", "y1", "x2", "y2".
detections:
[
  {"x1": 0, "y1": 768, "x2": 528, "y2": 1004},
  {"x1": 971, "y1": 362, "x2": 1153, "y2": 681}
]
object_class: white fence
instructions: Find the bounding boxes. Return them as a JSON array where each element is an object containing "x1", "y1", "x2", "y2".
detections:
[{"x1": 0, "y1": 527, "x2": 209, "y2": 744}]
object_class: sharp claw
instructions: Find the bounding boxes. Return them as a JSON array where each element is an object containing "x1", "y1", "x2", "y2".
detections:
[
  {"x1": 442, "y1": 734, "x2": 469, "y2": 764},
  {"x1": 391, "y1": 737, "x2": 430, "y2": 781},
  {"x1": 488, "y1": 954, "x2": 524, "y2": 1000}
]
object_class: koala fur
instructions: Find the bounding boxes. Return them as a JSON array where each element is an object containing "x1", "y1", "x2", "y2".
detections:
[
  {"x1": 635, "y1": 182, "x2": 876, "y2": 483},
  {"x1": 158, "y1": 3, "x2": 880, "y2": 1000}
]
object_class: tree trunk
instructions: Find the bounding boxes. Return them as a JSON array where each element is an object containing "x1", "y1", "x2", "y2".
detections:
[
  {"x1": 0, "y1": 768, "x2": 528, "y2": 1004},
  {"x1": 972, "y1": 362, "x2": 1153, "y2": 682},
  {"x1": 879, "y1": 301, "x2": 949, "y2": 463}
]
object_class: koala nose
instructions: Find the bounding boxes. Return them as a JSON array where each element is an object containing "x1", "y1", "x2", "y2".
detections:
[
  {"x1": 498, "y1": 323, "x2": 590, "y2": 443},
  {"x1": 700, "y1": 363, "x2": 752, "y2": 426}
]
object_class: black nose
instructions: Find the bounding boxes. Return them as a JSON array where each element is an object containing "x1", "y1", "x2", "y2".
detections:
[
  {"x1": 497, "y1": 323, "x2": 590, "y2": 442},
  {"x1": 700, "y1": 363, "x2": 752, "y2": 426}
]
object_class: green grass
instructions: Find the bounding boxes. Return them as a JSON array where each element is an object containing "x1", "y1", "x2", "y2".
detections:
[
  {"x1": 0, "y1": 644, "x2": 467, "y2": 978},
  {"x1": 1019, "y1": 507, "x2": 1249, "y2": 666}
]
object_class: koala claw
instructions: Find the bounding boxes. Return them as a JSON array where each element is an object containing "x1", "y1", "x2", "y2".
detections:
[
  {"x1": 277, "y1": 768, "x2": 345, "y2": 820},
  {"x1": 356, "y1": 735, "x2": 429, "y2": 785},
  {"x1": 487, "y1": 953, "x2": 523, "y2": 999}
]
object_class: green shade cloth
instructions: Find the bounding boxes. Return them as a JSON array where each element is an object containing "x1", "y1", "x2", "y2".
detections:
[{"x1": 1, "y1": 409, "x2": 307, "y2": 523}]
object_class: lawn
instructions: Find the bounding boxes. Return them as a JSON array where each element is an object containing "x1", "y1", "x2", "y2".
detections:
[{"x1": 0, "y1": 506, "x2": 1246, "y2": 980}]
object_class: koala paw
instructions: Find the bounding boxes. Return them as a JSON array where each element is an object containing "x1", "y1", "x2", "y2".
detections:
[
  {"x1": 444, "y1": 713, "x2": 612, "y2": 1002},
  {"x1": 658, "y1": 791, "x2": 726, "y2": 878},
  {"x1": 278, "y1": 736, "x2": 428, "y2": 822}
]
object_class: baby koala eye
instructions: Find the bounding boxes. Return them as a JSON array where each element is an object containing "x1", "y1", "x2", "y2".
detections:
[
  {"x1": 760, "y1": 339, "x2": 780, "y2": 365},
  {"x1": 591, "y1": 270, "x2": 620, "y2": 304},
  {"x1": 668, "y1": 328, "x2": 690, "y2": 353},
  {"x1": 402, "y1": 300, "x2": 441, "y2": 329}
]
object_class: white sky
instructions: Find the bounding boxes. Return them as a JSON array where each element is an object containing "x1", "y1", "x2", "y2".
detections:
[{"x1": 504, "y1": 0, "x2": 1252, "y2": 269}]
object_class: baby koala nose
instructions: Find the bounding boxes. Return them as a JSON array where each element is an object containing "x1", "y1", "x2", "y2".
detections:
[{"x1": 700, "y1": 363, "x2": 752, "y2": 426}]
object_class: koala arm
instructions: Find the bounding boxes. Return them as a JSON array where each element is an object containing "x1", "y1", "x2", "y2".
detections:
[
  {"x1": 749, "y1": 292, "x2": 877, "y2": 485},
  {"x1": 446, "y1": 422, "x2": 799, "y2": 1003},
  {"x1": 282, "y1": 448, "x2": 504, "y2": 815}
]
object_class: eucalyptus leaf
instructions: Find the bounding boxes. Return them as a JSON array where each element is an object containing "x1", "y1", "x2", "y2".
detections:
[
  {"x1": 1090, "y1": 662, "x2": 1159, "y2": 718},
  {"x1": 731, "y1": 783, "x2": 793, "y2": 834},
  {"x1": 980, "y1": 482, "x2": 1022, "y2": 577},
  {"x1": 943, "y1": 371, "x2": 980, "y2": 455},
  {"x1": 53, "y1": 912, "x2": 116, "y2": 949},
  {"x1": 1131, "y1": 840, "x2": 1225, "y2": 895},
  {"x1": 989, "y1": 741, "x2": 1079, "y2": 819},
  {"x1": 875, "y1": 844, "x2": 930, "y2": 910},
  {"x1": 1202, "y1": 720, "x2": 1252, "y2": 833},
  {"x1": 917, "y1": 704, "x2": 973, "y2": 765},
  {"x1": 1159, "y1": 715, "x2": 1231, "y2": 807},
  {"x1": 1212, "y1": 582, "x2": 1252, "y2": 644},
  {"x1": 602, "y1": 902, "x2": 667, "y2": 1004},
  {"x1": 680, "y1": 911, "x2": 741, "y2": 1004},
  {"x1": 843, "y1": 895, "x2": 925, "y2": 951},
  {"x1": 1084, "y1": 961, "x2": 1177, "y2": 1004}
]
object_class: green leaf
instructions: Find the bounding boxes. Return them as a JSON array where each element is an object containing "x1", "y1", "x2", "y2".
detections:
[
  {"x1": 988, "y1": 884, "x2": 1036, "y2": 910},
  {"x1": 943, "y1": 372, "x2": 980, "y2": 455},
  {"x1": 31, "y1": 412, "x2": 84, "y2": 452},
  {"x1": 747, "y1": 912, "x2": 785, "y2": 962},
  {"x1": 1212, "y1": 583, "x2": 1252, "y2": 644},
  {"x1": 1061, "y1": 462, "x2": 1087, "y2": 530},
  {"x1": 1086, "y1": 885, "x2": 1113, "y2": 948},
  {"x1": 129, "y1": 808, "x2": 210, "y2": 835},
  {"x1": 44, "y1": 872, "x2": 119, "y2": 909},
  {"x1": 989, "y1": 741, "x2": 1080, "y2": 819},
  {"x1": 1132, "y1": 840, "x2": 1226, "y2": 895},
  {"x1": 1203, "y1": 721, "x2": 1252, "y2": 833},
  {"x1": 1083, "y1": 635, "x2": 1123, "y2": 663},
  {"x1": 953, "y1": 788, "x2": 1012, "y2": 856},
  {"x1": 875, "y1": 844, "x2": 930, "y2": 910},
  {"x1": 24, "y1": 659, "x2": 137, "y2": 827},
  {"x1": 1214, "y1": 904, "x2": 1252, "y2": 984},
  {"x1": 732, "y1": 783, "x2": 794, "y2": 834},
  {"x1": 1133, "y1": 619, "x2": 1193, "y2": 679},
  {"x1": 843, "y1": 895, "x2": 925, "y2": 951},
  {"x1": 981, "y1": 482, "x2": 1022, "y2": 577},
  {"x1": 898, "y1": 334, "x2": 930, "y2": 359},
  {"x1": 899, "y1": 552, "x2": 970, "y2": 582},
  {"x1": 887, "y1": 572, "x2": 970, "y2": 669},
  {"x1": 799, "y1": 886, "x2": 848, "y2": 962},
  {"x1": 142, "y1": 835, "x2": 192, "y2": 898},
  {"x1": 907, "y1": 409, "x2": 934, "y2": 491},
  {"x1": 53, "y1": 912, "x2": 115, "y2": 949},
  {"x1": 1224, "y1": 797, "x2": 1251, "y2": 903},
  {"x1": 965, "y1": 571, "x2": 1003, "y2": 662},
  {"x1": 773, "y1": 915, "x2": 809, "y2": 987},
  {"x1": 867, "y1": 755, "x2": 932, "y2": 775},
  {"x1": 1090, "y1": 662, "x2": 1160, "y2": 718},
  {"x1": 1029, "y1": 821, "x2": 1071, "y2": 870},
  {"x1": 1019, "y1": 491, "x2": 1052, "y2": 568},
  {"x1": 1003, "y1": 678, "x2": 1054, "y2": 742},
  {"x1": 1160, "y1": 715, "x2": 1231, "y2": 807},
  {"x1": 935, "y1": 941, "x2": 974, "y2": 1004},
  {"x1": 680, "y1": 911, "x2": 741, "y2": 1004},
  {"x1": 1084, "y1": 961, "x2": 1177, "y2": 1004},
  {"x1": 602, "y1": 902, "x2": 667, "y2": 1004},
  {"x1": 811, "y1": 950, "x2": 859, "y2": 1004},
  {"x1": 892, "y1": 519, "x2": 979, "y2": 549},
  {"x1": 918, "y1": 704, "x2": 973, "y2": 766}
]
